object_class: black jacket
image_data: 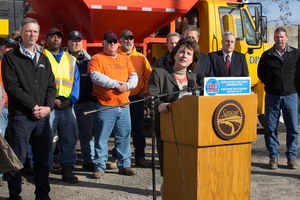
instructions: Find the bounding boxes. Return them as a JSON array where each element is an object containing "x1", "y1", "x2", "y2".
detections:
[
  {"x1": 148, "y1": 67, "x2": 198, "y2": 136},
  {"x1": 67, "y1": 48, "x2": 94, "y2": 103},
  {"x1": 154, "y1": 51, "x2": 170, "y2": 70},
  {"x1": 209, "y1": 50, "x2": 249, "y2": 77},
  {"x1": 194, "y1": 53, "x2": 214, "y2": 77},
  {"x1": 258, "y1": 44, "x2": 299, "y2": 96},
  {"x1": 1, "y1": 44, "x2": 56, "y2": 116}
]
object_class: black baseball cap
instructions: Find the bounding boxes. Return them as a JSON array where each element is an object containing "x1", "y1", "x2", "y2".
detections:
[
  {"x1": 47, "y1": 27, "x2": 64, "y2": 38},
  {"x1": 68, "y1": 30, "x2": 82, "y2": 40},
  {"x1": 1, "y1": 39, "x2": 17, "y2": 46},
  {"x1": 103, "y1": 31, "x2": 118, "y2": 42}
]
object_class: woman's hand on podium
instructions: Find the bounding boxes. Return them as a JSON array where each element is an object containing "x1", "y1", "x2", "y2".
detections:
[{"x1": 158, "y1": 103, "x2": 171, "y2": 114}]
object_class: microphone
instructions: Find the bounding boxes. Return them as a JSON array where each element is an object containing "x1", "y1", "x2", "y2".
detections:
[
  {"x1": 193, "y1": 73, "x2": 205, "y2": 96},
  {"x1": 187, "y1": 79, "x2": 196, "y2": 92},
  {"x1": 196, "y1": 73, "x2": 204, "y2": 87}
]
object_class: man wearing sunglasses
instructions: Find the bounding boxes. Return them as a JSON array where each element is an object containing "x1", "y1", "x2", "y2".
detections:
[{"x1": 87, "y1": 31, "x2": 138, "y2": 179}]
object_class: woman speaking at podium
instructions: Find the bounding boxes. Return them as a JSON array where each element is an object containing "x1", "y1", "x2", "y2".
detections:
[{"x1": 148, "y1": 38, "x2": 200, "y2": 176}]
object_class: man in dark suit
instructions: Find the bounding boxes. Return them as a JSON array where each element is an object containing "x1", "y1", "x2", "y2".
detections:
[
  {"x1": 209, "y1": 31, "x2": 249, "y2": 77},
  {"x1": 181, "y1": 25, "x2": 214, "y2": 77}
]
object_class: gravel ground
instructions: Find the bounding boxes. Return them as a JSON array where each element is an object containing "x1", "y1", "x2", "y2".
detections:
[{"x1": 1, "y1": 120, "x2": 300, "y2": 200}]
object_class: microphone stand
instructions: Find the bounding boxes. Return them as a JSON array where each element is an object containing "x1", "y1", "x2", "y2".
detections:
[{"x1": 83, "y1": 87, "x2": 193, "y2": 200}]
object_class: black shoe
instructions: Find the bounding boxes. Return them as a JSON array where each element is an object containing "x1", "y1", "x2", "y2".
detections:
[
  {"x1": 82, "y1": 162, "x2": 95, "y2": 171},
  {"x1": 61, "y1": 166, "x2": 78, "y2": 183}
]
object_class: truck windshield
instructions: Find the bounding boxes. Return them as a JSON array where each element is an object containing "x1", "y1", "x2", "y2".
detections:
[{"x1": 219, "y1": 7, "x2": 244, "y2": 40}]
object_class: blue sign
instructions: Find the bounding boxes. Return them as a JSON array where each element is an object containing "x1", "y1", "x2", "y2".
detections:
[{"x1": 204, "y1": 77, "x2": 251, "y2": 96}]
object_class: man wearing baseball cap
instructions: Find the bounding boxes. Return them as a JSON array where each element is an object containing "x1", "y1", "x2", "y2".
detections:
[
  {"x1": 44, "y1": 27, "x2": 80, "y2": 183},
  {"x1": 87, "y1": 31, "x2": 138, "y2": 178},
  {"x1": 67, "y1": 30, "x2": 96, "y2": 171},
  {"x1": 114, "y1": 30, "x2": 152, "y2": 168}
]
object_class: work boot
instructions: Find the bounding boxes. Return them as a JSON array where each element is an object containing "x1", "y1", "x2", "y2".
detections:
[
  {"x1": 82, "y1": 162, "x2": 95, "y2": 171},
  {"x1": 61, "y1": 166, "x2": 78, "y2": 183},
  {"x1": 106, "y1": 159, "x2": 118, "y2": 169},
  {"x1": 268, "y1": 157, "x2": 278, "y2": 169},
  {"x1": 0, "y1": 177, "x2": 4, "y2": 187},
  {"x1": 92, "y1": 169, "x2": 104, "y2": 179},
  {"x1": 135, "y1": 158, "x2": 151, "y2": 168},
  {"x1": 119, "y1": 167, "x2": 137, "y2": 176},
  {"x1": 287, "y1": 158, "x2": 297, "y2": 169}
]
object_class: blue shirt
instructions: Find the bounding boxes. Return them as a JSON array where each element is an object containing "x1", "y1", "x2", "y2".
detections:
[{"x1": 20, "y1": 42, "x2": 37, "y2": 59}]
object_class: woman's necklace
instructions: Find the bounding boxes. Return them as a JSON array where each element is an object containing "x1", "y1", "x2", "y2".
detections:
[{"x1": 174, "y1": 73, "x2": 187, "y2": 84}]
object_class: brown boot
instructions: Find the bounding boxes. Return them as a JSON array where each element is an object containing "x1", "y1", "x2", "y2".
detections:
[
  {"x1": 106, "y1": 159, "x2": 118, "y2": 170},
  {"x1": 287, "y1": 158, "x2": 297, "y2": 169},
  {"x1": 119, "y1": 167, "x2": 137, "y2": 176},
  {"x1": 268, "y1": 157, "x2": 278, "y2": 169},
  {"x1": 135, "y1": 158, "x2": 151, "y2": 168},
  {"x1": 92, "y1": 169, "x2": 104, "y2": 179}
]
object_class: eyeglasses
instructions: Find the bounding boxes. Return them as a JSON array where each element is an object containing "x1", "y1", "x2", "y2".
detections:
[{"x1": 107, "y1": 40, "x2": 118, "y2": 44}]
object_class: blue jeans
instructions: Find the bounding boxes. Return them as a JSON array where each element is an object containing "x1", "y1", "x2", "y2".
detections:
[
  {"x1": 48, "y1": 107, "x2": 78, "y2": 171},
  {"x1": 0, "y1": 107, "x2": 8, "y2": 136},
  {"x1": 112, "y1": 95, "x2": 146, "y2": 160},
  {"x1": 93, "y1": 102, "x2": 132, "y2": 172},
  {"x1": 7, "y1": 114, "x2": 51, "y2": 200},
  {"x1": 74, "y1": 101, "x2": 95, "y2": 164},
  {"x1": 264, "y1": 93, "x2": 299, "y2": 158}
]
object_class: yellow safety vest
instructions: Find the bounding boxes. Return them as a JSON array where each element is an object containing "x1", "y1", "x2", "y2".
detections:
[{"x1": 43, "y1": 49, "x2": 76, "y2": 98}]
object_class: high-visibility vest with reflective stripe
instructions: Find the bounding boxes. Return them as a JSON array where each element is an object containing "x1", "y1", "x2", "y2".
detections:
[{"x1": 43, "y1": 49, "x2": 76, "y2": 98}]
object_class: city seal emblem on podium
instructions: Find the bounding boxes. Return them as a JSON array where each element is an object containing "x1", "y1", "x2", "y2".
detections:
[{"x1": 213, "y1": 99, "x2": 245, "y2": 140}]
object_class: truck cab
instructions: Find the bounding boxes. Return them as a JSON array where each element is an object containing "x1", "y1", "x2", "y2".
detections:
[{"x1": 152, "y1": 0, "x2": 271, "y2": 116}]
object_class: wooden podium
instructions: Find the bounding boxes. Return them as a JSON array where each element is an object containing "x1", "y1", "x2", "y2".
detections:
[{"x1": 161, "y1": 94, "x2": 257, "y2": 200}]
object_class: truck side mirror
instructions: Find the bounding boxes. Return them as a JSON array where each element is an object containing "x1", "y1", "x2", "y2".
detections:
[
  {"x1": 254, "y1": 7, "x2": 259, "y2": 32},
  {"x1": 261, "y1": 18, "x2": 266, "y2": 37},
  {"x1": 255, "y1": 32, "x2": 260, "y2": 45}
]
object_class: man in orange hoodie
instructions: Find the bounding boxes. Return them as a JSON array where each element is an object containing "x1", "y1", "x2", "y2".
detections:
[{"x1": 116, "y1": 30, "x2": 152, "y2": 168}]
